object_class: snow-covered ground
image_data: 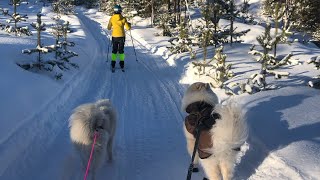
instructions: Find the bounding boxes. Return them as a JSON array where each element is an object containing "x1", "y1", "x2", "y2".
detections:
[{"x1": 0, "y1": 1, "x2": 320, "y2": 180}]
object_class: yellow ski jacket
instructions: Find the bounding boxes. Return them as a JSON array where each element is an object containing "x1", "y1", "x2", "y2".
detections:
[{"x1": 107, "y1": 14, "x2": 131, "y2": 37}]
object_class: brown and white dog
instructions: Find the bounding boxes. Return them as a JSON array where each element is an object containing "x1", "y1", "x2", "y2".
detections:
[
  {"x1": 69, "y1": 99, "x2": 116, "y2": 180},
  {"x1": 182, "y1": 82, "x2": 248, "y2": 180}
]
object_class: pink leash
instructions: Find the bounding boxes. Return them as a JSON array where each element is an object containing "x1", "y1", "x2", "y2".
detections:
[{"x1": 84, "y1": 131, "x2": 99, "y2": 180}]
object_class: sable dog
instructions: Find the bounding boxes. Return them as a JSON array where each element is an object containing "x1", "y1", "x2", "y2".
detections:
[
  {"x1": 182, "y1": 82, "x2": 248, "y2": 180},
  {"x1": 69, "y1": 99, "x2": 116, "y2": 180}
]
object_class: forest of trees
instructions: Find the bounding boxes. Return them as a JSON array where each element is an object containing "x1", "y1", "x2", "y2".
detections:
[
  {"x1": 1, "y1": 0, "x2": 319, "y2": 88},
  {"x1": 67, "y1": 0, "x2": 320, "y2": 40}
]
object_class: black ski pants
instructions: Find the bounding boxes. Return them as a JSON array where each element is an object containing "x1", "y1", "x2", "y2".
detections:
[{"x1": 112, "y1": 37, "x2": 125, "y2": 54}]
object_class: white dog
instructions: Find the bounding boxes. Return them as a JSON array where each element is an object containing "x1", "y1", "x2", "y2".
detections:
[
  {"x1": 182, "y1": 82, "x2": 248, "y2": 180},
  {"x1": 69, "y1": 99, "x2": 116, "y2": 180}
]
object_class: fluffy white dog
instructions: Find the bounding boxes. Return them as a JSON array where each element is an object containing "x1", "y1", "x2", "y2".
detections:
[
  {"x1": 182, "y1": 82, "x2": 248, "y2": 180},
  {"x1": 69, "y1": 99, "x2": 116, "y2": 180}
]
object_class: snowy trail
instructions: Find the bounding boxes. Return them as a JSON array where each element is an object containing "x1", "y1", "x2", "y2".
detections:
[
  {"x1": 77, "y1": 12, "x2": 191, "y2": 180},
  {"x1": 58, "y1": 11, "x2": 195, "y2": 180}
]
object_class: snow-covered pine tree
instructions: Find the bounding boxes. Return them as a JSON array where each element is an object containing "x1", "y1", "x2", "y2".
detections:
[
  {"x1": 156, "y1": 13, "x2": 173, "y2": 37},
  {"x1": 207, "y1": 46, "x2": 234, "y2": 88},
  {"x1": 17, "y1": 13, "x2": 75, "y2": 79},
  {"x1": 52, "y1": 0, "x2": 75, "y2": 15},
  {"x1": 204, "y1": 1, "x2": 224, "y2": 47},
  {"x1": 19, "y1": 13, "x2": 56, "y2": 70},
  {"x1": 222, "y1": 0, "x2": 238, "y2": 45},
  {"x1": 218, "y1": 0, "x2": 251, "y2": 45},
  {"x1": 238, "y1": 0, "x2": 256, "y2": 25},
  {"x1": 51, "y1": 15, "x2": 64, "y2": 59},
  {"x1": 192, "y1": 28, "x2": 212, "y2": 76},
  {"x1": 196, "y1": 3, "x2": 215, "y2": 45},
  {"x1": 191, "y1": 3, "x2": 218, "y2": 76},
  {"x1": 168, "y1": 19, "x2": 194, "y2": 54},
  {"x1": 307, "y1": 56, "x2": 320, "y2": 89},
  {"x1": 245, "y1": 23, "x2": 294, "y2": 93},
  {"x1": 153, "y1": 0, "x2": 177, "y2": 37},
  {"x1": 2, "y1": 0, "x2": 31, "y2": 36},
  {"x1": 240, "y1": 0, "x2": 250, "y2": 15},
  {"x1": 261, "y1": 1, "x2": 294, "y2": 58},
  {"x1": 56, "y1": 20, "x2": 78, "y2": 69},
  {"x1": 48, "y1": 15, "x2": 78, "y2": 71}
]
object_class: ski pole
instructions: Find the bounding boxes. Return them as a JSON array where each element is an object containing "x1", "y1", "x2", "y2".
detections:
[
  {"x1": 106, "y1": 34, "x2": 111, "y2": 62},
  {"x1": 129, "y1": 29, "x2": 138, "y2": 62}
]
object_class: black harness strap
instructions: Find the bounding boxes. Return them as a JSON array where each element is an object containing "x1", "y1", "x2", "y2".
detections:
[{"x1": 186, "y1": 118, "x2": 205, "y2": 180}]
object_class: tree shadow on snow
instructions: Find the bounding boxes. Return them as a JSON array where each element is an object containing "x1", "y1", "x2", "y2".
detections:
[{"x1": 235, "y1": 94, "x2": 320, "y2": 179}]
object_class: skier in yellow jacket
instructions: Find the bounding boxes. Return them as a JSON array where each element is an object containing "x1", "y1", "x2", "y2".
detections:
[{"x1": 107, "y1": 4, "x2": 131, "y2": 71}]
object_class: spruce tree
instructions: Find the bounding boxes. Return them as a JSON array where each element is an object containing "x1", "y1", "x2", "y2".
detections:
[
  {"x1": 2, "y1": 0, "x2": 31, "y2": 36},
  {"x1": 168, "y1": 20, "x2": 193, "y2": 54},
  {"x1": 56, "y1": 21, "x2": 78, "y2": 69},
  {"x1": 245, "y1": 23, "x2": 294, "y2": 93},
  {"x1": 50, "y1": 15, "x2": 78, "y2": 67},
  {"x1": 238, "y1": 0, "x2": 255, "y2": 24},
  {"x1": 207, "y1": 46, "x2": 234, "y2": 88},
  {"x1": 18, "y1": 13, "x2": 78, "y2": 79},
  {"x1": 157, "y1": 13, "x2": 173, "y2": 37},
  {"x1": 19, "y1": 13, "x2": 56, "y2": 70}
]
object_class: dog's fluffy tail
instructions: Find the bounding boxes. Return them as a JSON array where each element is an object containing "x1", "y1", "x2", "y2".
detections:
[{"x1": 210, "y1": 101, "x2": 248, "y2": 156}]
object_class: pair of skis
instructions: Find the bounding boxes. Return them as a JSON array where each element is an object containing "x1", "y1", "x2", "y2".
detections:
[{"x1": 111, "y1": 67, "x2": 125, "y2": 73}]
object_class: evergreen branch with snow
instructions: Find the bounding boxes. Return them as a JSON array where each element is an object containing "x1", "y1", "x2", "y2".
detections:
[
  {"x1": 235, "y1": 23, "x2": 297, "y2": 94},
  {"x1": 307, "y1": 56, "x2": 320, "y2": 70},
  {"x1": 307, "y1": 56, "x2": 320, "y2": 89}
]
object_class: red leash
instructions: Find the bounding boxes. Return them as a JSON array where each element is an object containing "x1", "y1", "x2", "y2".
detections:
[{"x1": 84, "y1": 131, "x2": 99, "y2": 180}]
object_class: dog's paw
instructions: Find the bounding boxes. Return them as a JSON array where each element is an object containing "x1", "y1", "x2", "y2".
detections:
[{"x1": 193, "y1": 167, "x2": 199, "y2": 172}]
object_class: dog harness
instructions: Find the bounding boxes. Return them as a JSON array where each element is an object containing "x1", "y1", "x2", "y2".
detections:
[{"x1": 184, "y1": 101, "x2": 220, "y2": 159}]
